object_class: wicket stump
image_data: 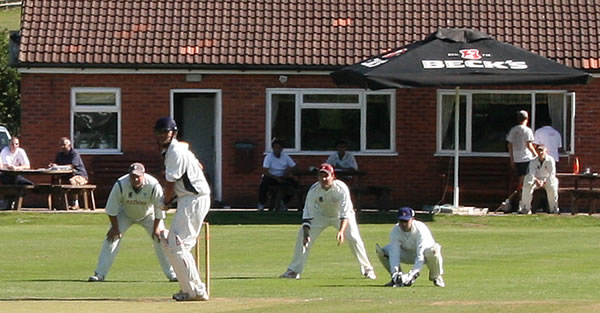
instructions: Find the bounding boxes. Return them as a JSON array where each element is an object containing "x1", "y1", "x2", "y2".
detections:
[{"x1": 194, "y1": 222, "x2": 210, "y2": 296}]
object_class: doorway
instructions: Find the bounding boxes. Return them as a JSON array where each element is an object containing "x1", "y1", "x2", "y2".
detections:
[{"x1": 171, "y1": 89, "x2": 222, "y2": 202}]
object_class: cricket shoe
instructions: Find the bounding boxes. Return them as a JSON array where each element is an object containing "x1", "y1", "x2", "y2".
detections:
[
  {"x1": 433, "y1": 276, "x2": 445, "y2": 288},
  {"x1": 279, "y1": 269, "x2": 300, "y2": 279},
  {"x1": 518, "y1": 208, "x2": 532, "y2": 215},
  {"x1": 363, "y1": 268, "x2": 376, "y2": 280},
  {"x1": 88, "y1": 273, "x2": 105, "y2": 282},
  {"x1": 172, "y1": 291, "x2": 209, "y2": 301},
  {"x1": 169, "y1": 277, "x2": 178, "y2": 282},
  {"x1": 384, "y1": 279, "x2": 403, "y2": 287}
]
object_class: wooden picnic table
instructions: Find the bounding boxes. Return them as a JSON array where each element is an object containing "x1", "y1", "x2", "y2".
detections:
[
  {"x1": 0, "y1": 168, "x2": 96, "y2": 210},
  {"x1": 556, "y1": 172, "x2": 600, "y2": 215}
]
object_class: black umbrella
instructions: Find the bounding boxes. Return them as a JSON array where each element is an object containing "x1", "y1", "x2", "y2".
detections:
[{"x1": 331, "y1": 28, "x2": 592, "y2": 208}]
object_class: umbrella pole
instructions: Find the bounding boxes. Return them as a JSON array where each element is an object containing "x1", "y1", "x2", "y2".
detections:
[{"x1": 453, "y1": 87, "x2": 460, "y2": 208}]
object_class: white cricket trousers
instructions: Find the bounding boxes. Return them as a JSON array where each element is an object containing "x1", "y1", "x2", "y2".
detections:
[
  {"x1": 93, "y1": 213, "x2": 175, "y2": 279},
  {"x1": 519, "y1": 174, "x2": 559, "y2": 212},
  {"x1": 161, "y1": 194, "x2": 210, "y2": 298},
  {"x1": 287, "y1": 213, "x2": 373, "y2": 275},
  {"x1": 379, "y1": 243, "x2": 443, "y2": 280}
]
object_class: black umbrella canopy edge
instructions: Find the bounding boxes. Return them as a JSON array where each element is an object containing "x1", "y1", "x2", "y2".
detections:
[{"x1": 331, "y1": 28, "x2": 592, "y2": 90}]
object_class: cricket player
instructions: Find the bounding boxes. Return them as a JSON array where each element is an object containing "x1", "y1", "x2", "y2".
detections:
[
  {"x1": 279, "y1": 163, "x2": 376, "y2": 280},
  {"x1": 518, "y1": 144, "x2": 559, "y2": 214},
  {"x1": 88, "y1": 162, "x2": 176, "y2": 282},
  {"x1": 154, "y1": 117, "x2": 211, "y2": 302},
  {"x1": 375, "y1": 207, "x2": 445, "y2": 287}
]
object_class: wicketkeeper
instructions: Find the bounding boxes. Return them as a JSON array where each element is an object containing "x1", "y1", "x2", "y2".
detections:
[
  {"x1": 376, "y1": 207, "x2": 445, "y2": 287},
  {"x1": 88, "y1": 162, "x2": 176, "y2": 282}
]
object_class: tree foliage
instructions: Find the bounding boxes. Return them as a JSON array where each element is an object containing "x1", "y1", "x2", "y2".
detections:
[{"x1": 0, "y1": 29, "x2": 20, "y2": 135}]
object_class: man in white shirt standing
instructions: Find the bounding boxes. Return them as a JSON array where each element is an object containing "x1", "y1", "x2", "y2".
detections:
[
  {"x1": 507, "y1": 110, "x2": 538, "y2": 186},
  {"x1": 375, "y1": 207, "x2": 445, "y2": 288},
  {"x1": 88, "y1": 162, "x2": 176, "y2": 282},
  {"x1": 534, "y1": 120, "x2": 562, "y2": 165},
  {"x1": 519, "y1": 145, "x2": 559, "y2": 214},
  {"x1": 279, "y1": 163, "x2": 376, "y2": 280}
]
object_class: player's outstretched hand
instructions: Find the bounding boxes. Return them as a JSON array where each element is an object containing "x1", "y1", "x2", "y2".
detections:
[
  {"x1": 106, "y1": 227, "x2": 122, "y2": 242},
  {"x1": 389, "y1": 270, "x2": 404, "y2": 287},
  {"x1": 403, "y1": 272, "x2": 420, "y2": 287},
  {"x1": 336, "y1": 231, "x2": 345, "y2": 246}
]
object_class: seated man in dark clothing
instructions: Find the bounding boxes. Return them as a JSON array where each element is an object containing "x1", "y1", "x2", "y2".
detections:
[
  {"x1": 257, "y1": 139, "x2": 297, "y2": 212},
  {"x1": 48, "y1": 137, "x2": 89, "y2": 209}
]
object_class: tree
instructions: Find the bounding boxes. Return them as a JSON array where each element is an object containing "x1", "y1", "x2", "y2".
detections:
[{"x1": 0, "y1": 29, "x2": 20, "y2": 135}]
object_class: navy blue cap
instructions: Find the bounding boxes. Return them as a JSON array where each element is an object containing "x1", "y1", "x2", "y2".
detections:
[
  {"x1": 397, "y1": 207, "x2": 415, "y2": 221},
  {"x1": 154, "y1": 117, "x2": 178, "y2": 131}
]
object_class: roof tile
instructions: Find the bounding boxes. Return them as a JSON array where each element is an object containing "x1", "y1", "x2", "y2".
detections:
[{"x1": 17, "y1": 0, "x2": 600, "y2": 70}]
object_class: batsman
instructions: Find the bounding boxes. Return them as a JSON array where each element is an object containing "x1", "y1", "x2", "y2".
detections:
[
  {"x1": 376, "y1": 207, "x2": 445, "y2": 288},
  {"x1": 154, "y1": 117, "x2": 212, "y2": 301}
]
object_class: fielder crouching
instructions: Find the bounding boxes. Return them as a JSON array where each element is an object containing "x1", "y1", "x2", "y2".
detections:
[
  {"x1": 376, "y1": 207, "x2": 445, "y2": 288},
  {"x1": 88, "y1": 162, "x2": 176, "y2": 282},
  {"x1": 279, "y1": 163, "x2": 376, "y2": 280}
]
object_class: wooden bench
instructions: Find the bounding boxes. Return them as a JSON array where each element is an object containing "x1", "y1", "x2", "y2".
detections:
[
  {"x1": 558, "y1": 187, "x2": 600, "y2": 215},
  {"x1": 266, "y1": 185, "x2": 299, "y2": 211},
  {"x1": 0, "y1": 185, "x2": 35, "y2": 210},
  {"x1": 439, "y1": 158, "x2": 513, "y2": 208},
  {"x1": 49, "y1": 184, "x2": 97, "y2": 210},
  {"x1": 351, "y1": 185, "x2": 392, "y2": 211}
]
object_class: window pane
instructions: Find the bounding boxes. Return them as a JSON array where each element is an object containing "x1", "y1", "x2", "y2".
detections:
[
  {"x1": 471, "y1": 94, "x2": 531, "y2": 152},
  {"x1": 441, "y1": 95, "x2": 467, "y2": 150},
  {"x1": 74, "y1": 112, "x2": 118, "y2": 149},
  {"x1": 366, "y1": 94, "x2": 391, "y2": 149},
  {"x1": 271, "y1": 94, "x2": 296, "y2": 148},
  {"x1": 75, "y1": 93, "x2": 116, "y2": 106},
  {"x1": 303, "y1": 94, "x2": 359, "y2": 103},
  {"x1": 534, "y1": 93, "x2": 565, "y2": 147},
  {"x1": 300, "y1": 109, "x2": 360, "y2": 151}
]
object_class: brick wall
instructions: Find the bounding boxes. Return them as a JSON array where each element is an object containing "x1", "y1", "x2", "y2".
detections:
[{"x1": 19, "y1": 72, "x2": 600, "y2": 209}]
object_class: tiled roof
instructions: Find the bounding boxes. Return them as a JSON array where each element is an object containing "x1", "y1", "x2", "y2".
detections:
[{"x1": 18, "y1": 0, "x2": 600, "y2": 70}]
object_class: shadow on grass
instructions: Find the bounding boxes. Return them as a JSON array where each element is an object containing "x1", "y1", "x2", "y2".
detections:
[
  {"x1": 11, "y1": 279, "x2": 176, "y2": 283},
  {"x1": 206, "y1": 210, "x2": 433, "y2": 225},
  {"x1": 0, "y1": 297, "x2": 171, "y2": 302},
  {"x1": 218, "y1": 276, "x2": 278, "y2": 280}
]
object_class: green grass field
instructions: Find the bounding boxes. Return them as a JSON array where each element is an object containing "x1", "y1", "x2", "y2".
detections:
[
  {"x1": 0, "y1": 7, "x2": 20, "y2": 31},
  {"x1": 0, "y1": 212, "x2": 599, "y2": 313}
]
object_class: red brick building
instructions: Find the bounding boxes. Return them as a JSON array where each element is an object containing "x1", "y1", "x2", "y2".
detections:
[{"x1": 13, "y1": 0, "x2": 600, "y2": 209}]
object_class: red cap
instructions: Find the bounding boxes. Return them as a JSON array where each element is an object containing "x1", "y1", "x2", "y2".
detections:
[{"x1": 318, "y1": 163, "x2": 335, "y2": 177}]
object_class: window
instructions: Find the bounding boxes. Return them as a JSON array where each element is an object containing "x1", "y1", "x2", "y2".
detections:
[
  {"x1": 437, "y1": 90, "x2": 575, "y2": 155},
  {"x1": 71, "y1": 88, "x2": 121, "y2": 153},
  {"x1": 267, "y1": 89, "x2": 395, "y2": 153}
]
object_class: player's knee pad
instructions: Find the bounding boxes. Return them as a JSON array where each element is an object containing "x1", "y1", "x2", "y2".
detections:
[
  {"x1": 424, "y1": 243, "x2": 442, "y2": 258},
  {"x1": 375, "y1": 244, "x2": 391, "y2": 273},
  {"x1": 165, "y1": 234, "x2": 186, "y2": 255}
]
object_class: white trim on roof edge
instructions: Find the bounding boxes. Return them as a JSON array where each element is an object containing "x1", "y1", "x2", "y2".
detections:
[
  {"x1": 19, "y1": 67, "x2": 598, "y2": 78},
  {"x1": 18, "y1": 67, "x2": 332, "y2": 75}
]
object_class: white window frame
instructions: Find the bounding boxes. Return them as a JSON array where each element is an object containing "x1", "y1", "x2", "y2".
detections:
[
  {"x1": 266, "y1": 88, "x2": 396, "y2": 154},
  {"x1": 70, "y1": 87, "x2": 122, "y2": 154},
  {"x1": 436, "y1": 89, "x2": 575, "y2": 157}
]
